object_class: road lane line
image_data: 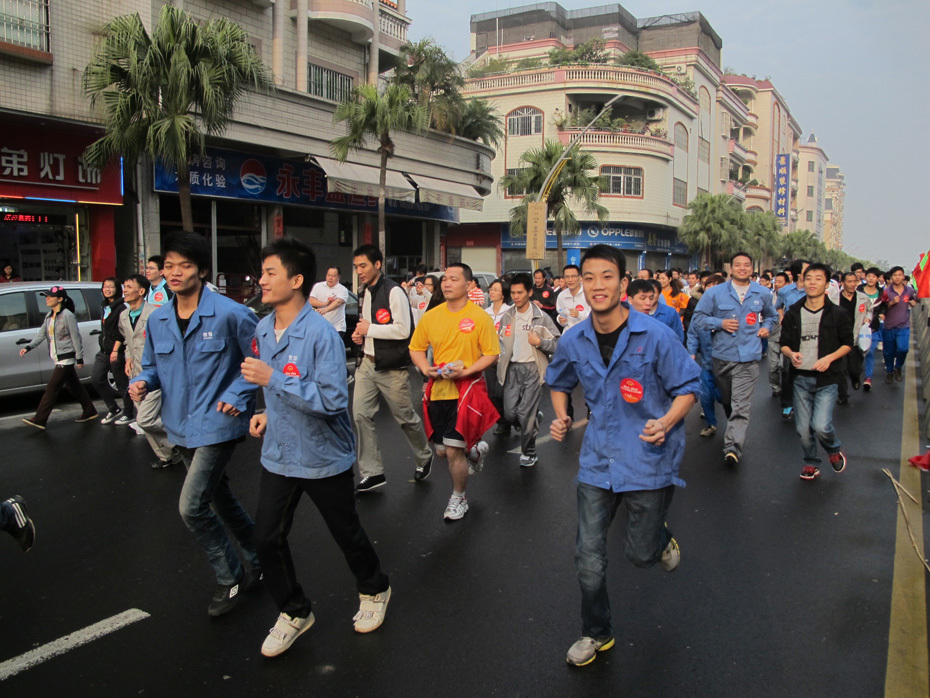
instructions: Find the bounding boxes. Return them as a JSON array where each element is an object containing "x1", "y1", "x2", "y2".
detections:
[
  {"x1": 885, "y1": 366, "x2": 928, "y2": 697},
  {"x1": 0, "y1": 609, "x2": 150, "y2": 681},
  {"x1": 507, "y1": 418, "x2": 588, "y2": 454}
]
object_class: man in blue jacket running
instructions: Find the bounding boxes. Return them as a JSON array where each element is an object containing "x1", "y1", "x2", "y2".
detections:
[
  {"x1": 130, "y1": 233, "x2": 261, "y2": 618},
  {"x1": 546, "y1": 245, "x2": 700, "y2": 668}
]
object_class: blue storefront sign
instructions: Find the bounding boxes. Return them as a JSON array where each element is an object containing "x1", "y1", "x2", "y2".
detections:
[
  {"x1": 774, "y1": 154, "x2": 790, "y2": 226},
  {"x1": 153, "y1": 146, "x2": 457, "y2": 222},
  {"x1": 501, "y1": 222, "x2": 689, "y2": 255}
]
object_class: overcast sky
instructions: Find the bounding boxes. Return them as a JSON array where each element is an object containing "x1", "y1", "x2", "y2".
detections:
[{"x1": 406, "y1": 0, "x2": 928, "y2": 267}]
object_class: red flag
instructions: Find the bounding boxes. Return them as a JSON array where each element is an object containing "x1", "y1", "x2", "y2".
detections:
[{"x1": 914, "y1": 250, "x2": 930, "y2": 299}]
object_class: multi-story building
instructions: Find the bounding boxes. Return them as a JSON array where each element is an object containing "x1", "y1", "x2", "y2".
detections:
[
  {"x1": 824, "y1": 164, "x2": 845, "y2": 250},
  {"x1": 457, "y1": 3, "x2": 805, "y2": 273},
  {"x1": 796, "y1": 133, "x2": 828, "y2": 239},
  {"x1": 0, "y1": 0, "x2": 492, "y2": 284}
]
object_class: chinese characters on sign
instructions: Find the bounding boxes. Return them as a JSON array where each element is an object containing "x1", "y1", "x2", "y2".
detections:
[
  {"x1": 0, "y1": 147, "x2": 102, "y2": 187},
  {"x1": 774, "y1": 154, "x2": 791, "y2": 226},
  {"x1": 526, "y1": 201, "x2": 547, "y2": 260}
]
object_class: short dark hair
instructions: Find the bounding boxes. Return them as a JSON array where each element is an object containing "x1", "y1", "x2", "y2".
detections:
[
  {"x1": 627, "y1": 279, "x2": 654, "y2": 297},
  {"x1": 326, "y1": 265, "x2": 341, "y2": 276},
  {"x1": 866, "y1": 267, "x2": 882, "y2": 277},
  {"x1": 124, "y1": 273, "x2": 150, "y2": 294},
  {"x1": 533, "y1": 268, "x2": 545, "y2": 277},
  {"x1": 163, "y1": 232, "x2": 211, "y2": 277},
  {"x1": 789, "y1": 259, "x2": 809, "y2": 279},
  {"x1": 775, "y1": 272, "x2": 790, "y2": 284},
  {"x1": 352, "y1": 244, "x2": 383, "y2": 265},
  {"x1": 703, "y1": 274, "x2": 726, "y2": 288},
  {"x1": 804, "y1": 262, "x2": 832, "y2": 280},
  {"x1": 730, "y1": 251, "x2": 753, "y2": 265},
  {"x1": 415, "y1": 263, "x2": 427, "y2": 275},
  {"x1": 888, "y1": 265, "x2": 905, "y2": 276},
  {"x1": 510, "y1": 273, "x2": 533, "y2": 293},
  {"x1": 147, "y1": 255, "x2": 164, "y2": 269},
  {"x1": 843, "y1": 271, "x2": 858, "y2": 282},
  {"x1": 851, "y1": 262, "x2": 864, "y2": 272},
  {"x1": 699, "y1": 270, "x2": 712, "y2": 281},
  {"x1": 581, "y1": 244, "x2": 626, "y2": 276},
  {"x1": 447, "y1": 262, "x2": 473, "y2": 282},
  {"x1": 562, "y1": 264, "x2": 580, "y2": 275},
  {"x1": 261, "y1": 237, "x2": 317, "y2": 297},
  {"x1": 639, "y1": 268, "x2": 654, "y2": 278},
  {"x1": 490, "y1": 277, "x2": 511, "y2": 303},
  {"x1": 648, "y1": 279, "x2": 663, "y2": 296}
]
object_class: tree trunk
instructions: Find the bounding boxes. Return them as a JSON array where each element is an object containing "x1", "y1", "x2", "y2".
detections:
[
  {"x1": 378, "y1": 149, "x2": 387, "y2": 259},
  {"x1": 177, "y1": 161, "x2": 194, "y2": 233},
  {"x1": 556, "y1": 226, "x2": 564, "y2": 271}
]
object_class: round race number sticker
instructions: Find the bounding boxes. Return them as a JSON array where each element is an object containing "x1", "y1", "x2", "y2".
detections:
[
  {"x1": 154, "y1": 292, "x2": 164, "y2": 302},
  {"x1": 283, "y1": 363, "x2": 300, "y2": 377},
  {"x1": 542, "y1": 291, "x2": 550, "y2": 298},
  {"x1": 858, "y1": 303, "x2": 865, "y2": 313},
  {"x1": 575, "y1": 304, "x2": 585, "y2": 311},
  {"x1": 459, "y1": 318, "x2": 475, "y2": 333},
  {"x1": 745, "y1": 312, "x2": 757, "y2": 326},
  {"x1": 251, "y1": 338, "x2": 260, "y2": 357},
  {"x1": 620, "y1": 378, "x2": 643, "y2": 403},
  {"x1": 419, "y1": 302, "x2": 426, "y2": 310},
  {"x1": 504, "y1": 324, "x2": 512, "y2": 337},
  {"x1": 375, "y1": 308, "x2": 391, "y2": 324}
]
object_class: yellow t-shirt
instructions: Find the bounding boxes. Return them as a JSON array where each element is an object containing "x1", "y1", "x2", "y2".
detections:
[{"x1": 410, "y1": 301, "x2": 500, "y2": 401}]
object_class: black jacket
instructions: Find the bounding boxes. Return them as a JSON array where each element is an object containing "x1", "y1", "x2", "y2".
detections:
[
  {"x1": 360, "y1": 275, "x2": 413, "y2": 371},
  {"x1": 780, "y1": 297, "x2": 853, "y2": 387},
  {"x1": 99, "y1": 298, "x2": 127, "y2": 354}
]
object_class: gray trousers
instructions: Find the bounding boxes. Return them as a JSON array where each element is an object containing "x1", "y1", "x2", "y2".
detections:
[
  {"x1": 767, "y1": 327, "x2": 783, "y2": 392},
  {"x1": 134, "y1": 388, "x2": 176, "y2": 461},
  {"x1": 713, "y1": 359, "x2": 760, "y2": 458},
  {"x1": 502, "y1": 362, "x2": 542, "y2": 458},
  {"x1": 353, "y1": 358, "x2": 431, "y2": 478}
]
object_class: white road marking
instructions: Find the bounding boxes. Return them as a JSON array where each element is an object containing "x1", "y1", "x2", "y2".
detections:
[
  {"x1": 507, "y1": 418, "x2": 588, "y2": 453},
  {"x1": 0, "y1": 608, "x2": 150, "y2": 681}
]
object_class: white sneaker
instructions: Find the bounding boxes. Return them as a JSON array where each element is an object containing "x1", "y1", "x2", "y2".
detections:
[
  {"x1": 467, "y1": 441, "x2": 488, "y2": 475},
  {"x1": 261, "y1": 612, "x2": 315, "y2": 657},
  {"x1": 130, "y1": 421, "x2": 146, "y2": 435},
  {"x1": 443, "y1": 495, "x2": 468, "y2": 521},
  {"x1": 353, "y1": 586, "x2": 391, "y2": 633},
  {"x1": 114, "y1": 414, "x2": 134, "y2": 426},
  {"x1": 519, "y1": 454, "x2": 538, "y2": 467},
  {"x1": 660, "y1": 537, "x2": 680, "y2": 572}
]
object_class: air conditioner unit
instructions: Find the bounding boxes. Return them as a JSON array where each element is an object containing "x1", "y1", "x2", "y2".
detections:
[
  {"x1": 675, "y1": 65, "x2": 687, "y2": 74},
  {"x1": 646, "y1": 108, "x2": 664, "y2": 121}
]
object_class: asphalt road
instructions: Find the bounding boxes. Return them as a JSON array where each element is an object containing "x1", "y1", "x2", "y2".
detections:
[{"x1": 0, "y1": 364, "x2": 926, "y2": 696}]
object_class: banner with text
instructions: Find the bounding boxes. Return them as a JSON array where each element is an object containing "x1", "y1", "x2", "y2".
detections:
[{"x1": 774, "y1": 154, "x2": 791, "y2": 226}]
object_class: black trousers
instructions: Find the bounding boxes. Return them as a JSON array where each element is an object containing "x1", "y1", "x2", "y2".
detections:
[
  {"x1": 91, "y1": 351, "x2": 131, "y2": 413},
  {"x1": 33, "y1": 364, "x2": 96, "y2": 425},
  {"x1": 254, "y1": 467, "x2": 388, "y2": 619}
]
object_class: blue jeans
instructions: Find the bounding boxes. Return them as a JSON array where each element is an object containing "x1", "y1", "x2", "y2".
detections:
[
  {"x1": 575, "y1": 482, "x2": 674, "y2": 639},
  {"x1": 863, "y1": 329, "x2": 878, "y2": 379},
  {"x1": 178, "y1": 441, "x2": 260, "y2": 586},
  {"x1": 792, "y1": 375, "x2": 841, "y2": 465},
  {"x1": 881, "y1": 327, "x2": 910, "y2": 373},
  {"x1": 699, "y1": 368, "x2": 721, "y2": 427}
]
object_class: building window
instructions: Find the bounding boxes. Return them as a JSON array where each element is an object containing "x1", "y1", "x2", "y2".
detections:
[
  {"x1": 507, "y1": 107, "x2": 543, "y2": 136},
  {"x1": 698, "y1": 138, "x2": 710, "y2": 164},
  {"x1": 825, "y1": 198, "x2": 833, "y2": 211},
  {"x1": 601, "y1": 166, "x2": 643, "y2": 197},
  {"x1": 504, "y1": 168, "x2": 528, "y2": 196},
  {"x1": 1, "y1": 0, "x2": 49, "y2": 51},
  {"x1": 674, "y1": 123, "x2": 688, "y2": 151},
  {"x1": 807, "y1": 185, "x2": 814, "y2": 197},
  {"x1": 673, "y1": 178, "x2": 687, "y2": 207},
  {"x1": 308, "y1": 64, "x2": 353, "y2": 102},
  {"x1": 808, "y1": 161, "x2": 815, "y2": 172},
  {"x1": 806, "y1": 211, "x2": 814, "y2": 222}
]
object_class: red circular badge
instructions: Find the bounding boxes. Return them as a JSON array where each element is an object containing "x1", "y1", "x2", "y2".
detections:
[
  {"x1": 251, "y1": 338, "x2": 259, "y2": 358},
  {"x1": 459, "y1": 318, "x2": 475, "y2": 333},
  {"x1": 504, "y1": 324, "x2": 512, "y2": 337},
  {"x1": 745, "y1": 312, "x2": 757, "y2": 326},
  {"x1": 858, "y1": 303, "x2": 865, "y2": 313},
  {"x1": 419, "y1": 302, "x2": 426, "y2": 310},
  {"x1": 495, "y1": 321, "x2": 501, "y2": 332},
  {"x1": 154, "y1": 292, "x2": 164, "y2": 302},
  {"x1": 575, "y1": 304, "x2": 585, "y2": 311},
  {"x1": 542, "y1": 291, "x2": 550, "y2": 298},
  {"x1": 283, "y1": 363, "x2": 300, "y2": 377},
  {"x1": 375, "y1": 308, "x2": 391, "y2": 324},
  {"x1": 620, "y1": 378, "x2": 643, "y2": 403}
]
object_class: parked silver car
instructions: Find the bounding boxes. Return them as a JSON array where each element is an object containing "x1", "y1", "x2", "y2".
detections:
[{"x1": 0, "y1": 281, "x2": 105, "y2": 396}]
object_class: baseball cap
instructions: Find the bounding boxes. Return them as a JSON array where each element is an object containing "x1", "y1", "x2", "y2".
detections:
[{"x1": 40, "y1": 286, "x2": 69, "y2": 298}]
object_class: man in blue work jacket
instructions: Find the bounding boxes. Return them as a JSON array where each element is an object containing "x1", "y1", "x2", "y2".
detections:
[
  {"x1": 241, "y1": 238, "x2": 390, "y2": 658},
  {"x1": 546, "y1": 245, "x2": 700, "y2": 668},
  {"x1": 692, "y1": 252, "x2": 778, "y2": 466},
  {"x1": 130, "y1": 232, "x2": 261, "y2": 618}
]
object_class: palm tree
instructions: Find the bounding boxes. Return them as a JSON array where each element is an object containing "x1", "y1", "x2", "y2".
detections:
[
  {"x1": 392, "y1": 38, "x2": 465, "y2": 135},
  {"x1": 678, "y1": 193, "x2": 745, "y2": 269},
  {"x1": 83, "y1": 5, "x2": 273, "y2": 233},
  {"x1": 742, "y1": 210, "x2": 782, "y2": 270},
  {"x1": 500, "y1": 140, "x2": 608, "y2": 269},
  {"x1": 458, "y1": 98, "x2": 504, "y2": 147},
  {"x1": 331, "y1": 83, "x2": 429, "y2": 256},
  {"x1": 780, "y1": 229, "x2": 820, "y2": 263}
]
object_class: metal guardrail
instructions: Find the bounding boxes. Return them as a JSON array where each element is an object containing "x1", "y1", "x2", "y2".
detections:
[
  {"x1": 914, "y1": 299, "x2": 929, "y2": 412},
  {"x1": 0, "y1": 0, "x2": 49, "y2": 52}
]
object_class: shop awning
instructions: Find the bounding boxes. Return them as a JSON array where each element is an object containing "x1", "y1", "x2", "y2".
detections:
[
  {"x1": 313, "y1": 156, "x2": 415, "y2": 202},
  {"x1": 406, "y1": 174, "x2": 484, "y2": 211}
]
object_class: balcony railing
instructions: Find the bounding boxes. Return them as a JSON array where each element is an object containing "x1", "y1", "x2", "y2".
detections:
[
  {"x1": 557, "y1": 130, "x2": 673, "y2": 159},
  {"x1": 728, "y1": 139, "x2": 748, "y2": 161},
  {"x1": 379, "y1": 11, "x2": 407, "y2": 41},
  {"x1": 467, "y1": 65, "x2": 697, "y2": 107},
  {"x1": 745, "y1": 112, "x2": 759, "y2": 128},
  {"x1": 1, "y1": 0, "x2": 49, "y2": 52}
]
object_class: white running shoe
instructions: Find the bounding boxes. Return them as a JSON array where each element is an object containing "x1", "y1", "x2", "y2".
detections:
[
  {"x1": 261, "y1": 612, "x2": 315, "y2": 657},
  {"x1": 443, "y1": 495, "x2": 469, "y2": 521},
  {"x1": 353, "y1": 587, "x2": 391, "y2": 633},
  {"x1": 467, "y1": 440, "x2": 488, "y2": 475}
]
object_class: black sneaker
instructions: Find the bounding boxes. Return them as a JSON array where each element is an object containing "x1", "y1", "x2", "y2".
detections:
[
  {"x1": 208, "y1": 578, "x2": 243, "y2": 617},
  {"x1": 6, "y1": 496, "x2": 35, "y2": 552},
  {"x1": 492, "y1": 424, "x2": 511, "y2": 436},
  {"x1": 151, "y1": 458, "x2": 173, "y2": 469},
  {"x1": 724, "y1": 451, "x2": 739, "y2": 467},
  {"x1": 356, "y1": 475, "x2": 386, "y2": 493},
  {"x1": 894, "y1": 369, "x2": 903, "y2": 383},
  {"x1": 243, "y1": 567, "x2": 264, "y2": 592},
  {"x1": 837, "y1": 397, "x2": 849, "y2": 406},
  {"x1": 75, "y1": 411, "x2": 98, "y2": 423},
  {"x1": 414, "y1": 456, "x2": 432, "y2": 482}
]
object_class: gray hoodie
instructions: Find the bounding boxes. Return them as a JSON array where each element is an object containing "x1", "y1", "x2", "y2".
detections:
[{"x1": 26, "y1": 308, "x2": 84, "y2": 364}]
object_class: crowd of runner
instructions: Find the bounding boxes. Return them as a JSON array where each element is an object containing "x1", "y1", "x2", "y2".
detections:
[{"x1": 3, "y1": 235, "x2": 921, "y2": 666}]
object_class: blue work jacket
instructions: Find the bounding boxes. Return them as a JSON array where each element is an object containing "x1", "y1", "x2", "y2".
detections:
[
  {"x1": 134, "y1": 287, "x2": 257, "y2": 448},
  {"x1": 255, "y1": 303, "x2": 355, "y2": 479},
  {"x1": 776, "y1": 284, "x2": 806, "y2": 312},
  {"x1": 692, "y1": 281, "x2": 777, "y2": 362},
  {"x1": 686, "y1": 321, "x2": 714, "y2": 372},
  {"x1": 545, "y1": 305, "x2": 701, "y2": 493},
  {"x1": 649, "y1": 302, "x2": 685, "y2": 341}
]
